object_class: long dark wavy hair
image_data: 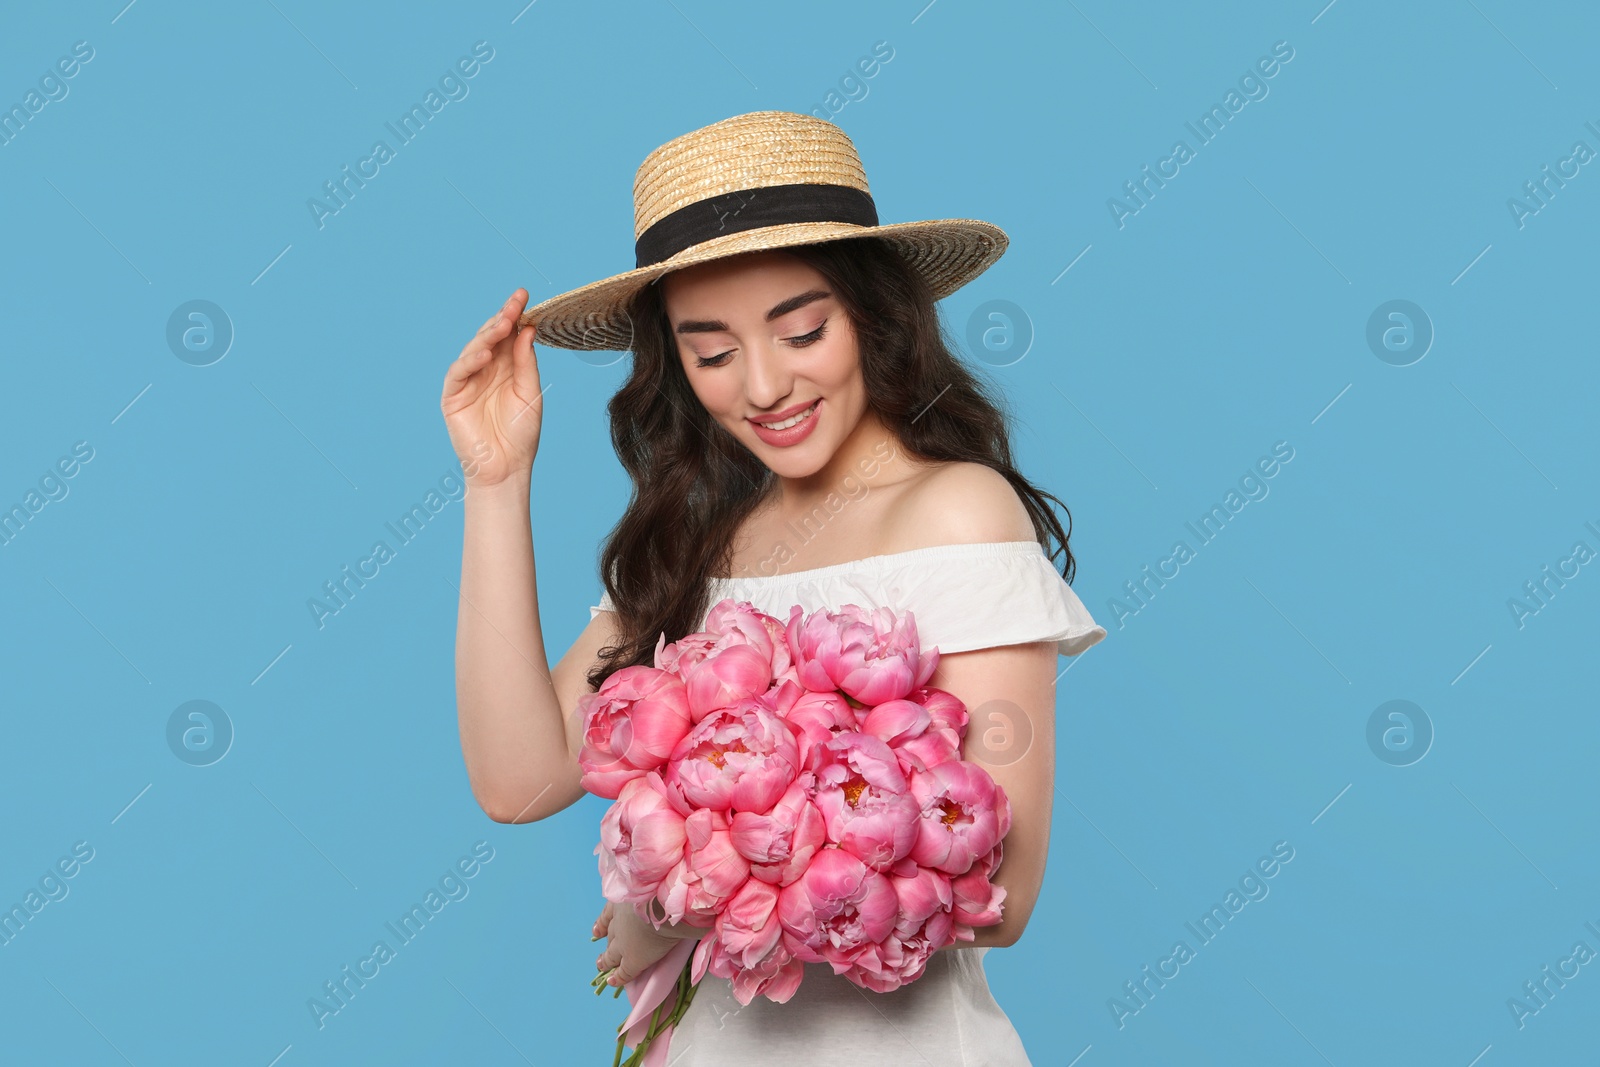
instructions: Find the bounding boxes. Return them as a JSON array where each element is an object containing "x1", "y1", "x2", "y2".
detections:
[{"x1": 586, "y1": 236, "x2": 1078, "y2": 690}]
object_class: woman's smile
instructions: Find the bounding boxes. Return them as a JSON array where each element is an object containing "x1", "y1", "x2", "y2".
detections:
[{"x1": 748, "y1": 398, "x2": 823, "y2": 447}]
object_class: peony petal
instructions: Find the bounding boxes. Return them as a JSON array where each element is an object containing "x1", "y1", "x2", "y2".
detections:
[
  {"x1": 858, "y1": 699, "x2": 931, "y2": 746},
  {"x1": 685, "y1": 645, "x2": 773, "y2": 721}
]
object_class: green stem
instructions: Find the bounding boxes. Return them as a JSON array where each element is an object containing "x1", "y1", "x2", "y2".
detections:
[
  {"x1": 612, "y1": 944, "x2": 702, "y2": 1066},
  {"x1": 624, "y1": 1001, "x2": 667, "y2": 1066}
]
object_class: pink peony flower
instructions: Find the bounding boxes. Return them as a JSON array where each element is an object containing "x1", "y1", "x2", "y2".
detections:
[
  {"x1": 706, "y1": 599, "x2": 794, "y2": 676},
  {"x1": 683, "y1": 644, "x2": 774, "y2": 723},
  {"x1": 909, "y1": 760, "x2": 1012, "y2": 875},
  {"x1": 836, "y1": 908, "x2": 954, "y2": 993},
  {"x1": 888, "y1": 860, "x2": 954, "y2": 935},
  {"x1": 782, "y1": 688, "x2": 857, "y2": 772},
  {"x1": 653, "y1": 600, "x2": 797, "y2": 723},
  {"x1": 655, "y1": 632, "x2": 716, "y2": 677},
  {"x1": 777, "y1": 847, "x2": 898, "y2": 971},
  {"x1": 591, "y1": 599, "x2": 1018, "y2": 1063},
  {"x1": 713, "y1": 877, "x2": 785, "y2": 969},
  {"x1": 856, "y1": 698, "x2": 930, "y2": 745},
  {"x1": 786, "y1": 603, "x2": 940, "y2": 706},
  {"x1": 909, "y1": 685, "x2": 969, "y2": 744},
  {"x1": 655, "y1": 599, "x2": 790, "y2": 679},
  {"x1": 835, "y1": 862, "x2": 960, "y2": 991},
  {"x1": 652, "y1": 807, "x2": 751, "y2": 927},
  {"x1": 577, "y1": 666, "x2": 693, "y2": 799},
  {"x1": 893, "y1": 865, "x2": 958, "y2": 976},
  {"x1": 595, "y1": 772, "x2": 688, "y2": 906},
  {"x1": 687, "y1": 808, "x2": 752, "y2": 898},
  {"x1": 729, "y1": 776, "x2": 827, "y2": 886},
  {"x1": 951, "y1": 841, "x2": 1007, "y2": 933},
  {"x1": 812, "y1": 732, "x2": 921, "y2": 871},
  {"x1": 857, "y1": 696, "x2": 961, "y2": 775},
  {"x1": 894, "y1": 731, "x2": 961, "y2": 776},
  {"x1": 665, "y1": 698, "x2": 800, "y2": 815},
  {"x1": 694, "y1": 928, "x2": 806, "y2": 1006}
]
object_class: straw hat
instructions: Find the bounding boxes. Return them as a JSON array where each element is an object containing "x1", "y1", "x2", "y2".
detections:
[{"x1": 517, "y1": 110, "x2": 1009, "y2": 351}]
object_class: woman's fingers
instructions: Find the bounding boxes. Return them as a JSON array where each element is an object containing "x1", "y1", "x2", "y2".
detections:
[
  {"x1": 463, "y1": 314, "x2": 510, "y2": 362},
  {"x1": 596, "y1": 946, "x2": 631, "y2": 986},
  {"x1": 439, "y1": 355, "x2": 484, "y2": 414},
  {"x1": 595, "y1": 901, "x2": 616, "y2": 966},
  {"x1": 444, "y1": 290, "x2": 529, "y2": 402},
  {"x1": 445, "y1": 318, "x2": 504, "y2": 396},
  {"x1": 458, "y1": 289, "x2": 524, "y2": 361},
  {"x1": 594, "y1": 902, "x2": 634, "y2": 986},
  {"x1": 478, "y1": 294, "x2": 515, "y2": 333},
  {"x1": 484, "y1": 288, "x2": 522, "y2": 327},
  {"x1": 510, "y1": 317, "x2": 539, "y2": 406},
  {"x1": 442, "y1": 345, "x2": 491, "y2": 388},
  {"x1": 439, "y1": 349, "x2": 499, "y2": 416},
  {"x1": 491, "y1": 291, "x2": 527, "y2": 361}
]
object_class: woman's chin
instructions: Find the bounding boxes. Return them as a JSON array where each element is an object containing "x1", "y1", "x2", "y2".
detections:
[{"x1": 752, "y1": 441, "x2": 833, "y2": 479}]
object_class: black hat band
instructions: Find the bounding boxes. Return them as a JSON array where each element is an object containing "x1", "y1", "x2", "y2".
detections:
[{"x1": 634, "y1": 183, "x2": 879, "y2": 269}]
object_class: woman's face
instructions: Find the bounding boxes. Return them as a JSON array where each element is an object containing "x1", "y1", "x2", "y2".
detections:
[{"x1": 662, "y1": 250, "x2": 867, "y2": 480}]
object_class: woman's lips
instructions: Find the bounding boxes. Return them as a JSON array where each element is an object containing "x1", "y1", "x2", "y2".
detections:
[{"x1": 749, "y1": 398, "x2": 822, "y2": 447}]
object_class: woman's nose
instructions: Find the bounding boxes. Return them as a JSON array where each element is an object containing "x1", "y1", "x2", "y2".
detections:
[{"x1": 743, "y1": 341, "x2": 791, "y2": 408}]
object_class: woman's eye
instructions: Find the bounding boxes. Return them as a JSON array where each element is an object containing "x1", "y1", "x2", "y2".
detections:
[
  {"x1": 787, "y1": 322, "x2": 828, "y2": 347},
  {"x1": 694, "y1": 322, "x2": 826, "y2": 368}
]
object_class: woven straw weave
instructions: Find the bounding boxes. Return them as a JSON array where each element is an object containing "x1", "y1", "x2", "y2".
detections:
[{"x1": 518, "y1": 111, "x2": 1007, "y2": 351}]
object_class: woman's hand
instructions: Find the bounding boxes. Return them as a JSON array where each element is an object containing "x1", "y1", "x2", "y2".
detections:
[
  {"x1": 593, "y1": 900, "x2": 697, "y2": 988},
  {"x1": 440, "y1": 288, "x2": 544, "y2": 490}
]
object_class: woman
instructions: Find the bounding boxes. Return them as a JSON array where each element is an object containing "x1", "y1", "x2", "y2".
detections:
[{"x1": 441, "y1": 111, "x2": 1105, "y2": 1066}]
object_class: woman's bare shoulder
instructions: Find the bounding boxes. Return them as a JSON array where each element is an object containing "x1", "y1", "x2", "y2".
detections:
[{"x1": 890, "y1": 461, "x2": 1035, "y2": 547}]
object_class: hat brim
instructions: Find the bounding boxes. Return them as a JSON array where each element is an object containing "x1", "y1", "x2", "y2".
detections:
[{"x1": 515, "y1": 218, "x2": 1008, "y2": 351}]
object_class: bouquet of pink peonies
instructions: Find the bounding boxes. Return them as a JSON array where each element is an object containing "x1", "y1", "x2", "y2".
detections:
[{"x1": 579, "y1": 598, "x2": 1012, "y2": 1066}]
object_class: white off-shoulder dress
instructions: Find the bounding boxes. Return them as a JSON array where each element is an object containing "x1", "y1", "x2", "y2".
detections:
[{"x1": 589, "y1": 539, "x2": 1106, "y2": 1067}]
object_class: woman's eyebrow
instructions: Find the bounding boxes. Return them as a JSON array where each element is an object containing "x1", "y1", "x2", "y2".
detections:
[{"x1": 674, "y1": 289, "x2": 833, "y2": 335}]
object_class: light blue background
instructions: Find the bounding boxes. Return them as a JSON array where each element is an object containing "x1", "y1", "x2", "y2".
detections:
[{"x1": 2, "y1": 1, "x2": 1595, "y2": 1064}]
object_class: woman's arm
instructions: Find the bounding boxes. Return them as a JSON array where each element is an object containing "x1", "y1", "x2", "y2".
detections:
[
  {"x1": 442, "y1": 288, "x2": 609, "y2": 824},
  {"x1": 926, "y1": 639, "x2": 1060, "y2": 950},
  {"x1": 455, "y1": 475, "x2": 604, "y2": 823},
  {"x1": 891, "y1": 461, "x2": 1067, "y2": 950}
]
